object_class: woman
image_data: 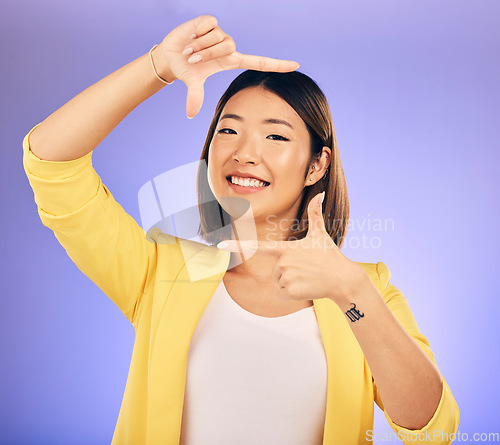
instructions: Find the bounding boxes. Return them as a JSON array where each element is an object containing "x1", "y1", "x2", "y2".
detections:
[{"x1": 23, "y1": 14, "x2": 459, "y2": 445}]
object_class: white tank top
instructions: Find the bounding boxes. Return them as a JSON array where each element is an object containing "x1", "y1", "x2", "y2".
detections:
[{"x1": 179, "y1": 278, "x2": 328, "y2": 445}]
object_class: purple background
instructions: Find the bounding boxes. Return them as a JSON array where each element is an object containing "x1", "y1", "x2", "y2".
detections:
[{"x1": 2, "y1": 0, "x2": 499, "y2": 443}]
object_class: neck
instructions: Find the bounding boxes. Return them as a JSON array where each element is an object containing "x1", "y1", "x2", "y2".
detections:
[{"x1": 225, "y1": 210, "x2": 297, "y2": 281}]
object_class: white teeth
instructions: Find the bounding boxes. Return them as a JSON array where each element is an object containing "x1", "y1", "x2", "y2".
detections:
[{"x1": 229, "y1": 175, "x2": 268, "y2": 188}]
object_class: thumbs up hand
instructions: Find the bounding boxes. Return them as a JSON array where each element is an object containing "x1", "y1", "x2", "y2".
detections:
[{"x1": 217, "y1": 192, "x2": 368, "y2": 306}]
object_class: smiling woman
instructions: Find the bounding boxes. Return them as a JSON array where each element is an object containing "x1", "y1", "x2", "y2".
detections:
[
  {"x1": 22, "y1": 13, "x2": 459, "y2": 445},
  {"x1": 197, "y1": 70, "x2": 345, "y2": 248}
]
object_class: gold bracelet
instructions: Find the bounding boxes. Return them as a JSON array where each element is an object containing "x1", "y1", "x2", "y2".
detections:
[{"x1": 149, "y1": 44, "x2": 174, "y2": 85}]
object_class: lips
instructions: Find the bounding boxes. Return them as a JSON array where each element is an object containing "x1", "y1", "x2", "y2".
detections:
[
  {"x1": 226, "y1": 177, "x2": 269, "y2": 194},
  {"x1": 226, "y1": 176, "x2": 271, "y2": 187},
  {"x1": 225, "y1": 170, "x2": 271, "y2": 184}
]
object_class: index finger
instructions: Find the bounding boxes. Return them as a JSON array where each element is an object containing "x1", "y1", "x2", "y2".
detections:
[
  {"x1": 235, "y1": 51, "x2": 300, "y2": 72},
  {"x1": 217, "y1": 239, "x2": 286, "y2": 256}
]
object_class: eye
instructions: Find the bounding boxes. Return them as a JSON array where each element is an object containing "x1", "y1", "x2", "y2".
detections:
[
  {"x1": 217, "y1": 128, "x2": 236, "y2": 134},
  {"x1": 267, "y1": 134, "x2": 290, "y2": 141}
]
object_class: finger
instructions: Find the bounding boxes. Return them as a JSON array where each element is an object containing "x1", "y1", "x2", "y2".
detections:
[
  {"x1": 305, "y1": 191, "x2": 326, "y2": 237},
  {"x1": 185, "y1": 79, "x2": 205, "y2": 119},
  {"x1": 190, "y1": 14, "x2": 218, "y2": 39},
  {"x1": 185, "y1": 36, "x2": 236, "y2": 64},
  {"x1": 183, "y1": 26, "x2": 232, "y2": 57},
  {"x1": 216, "y1": 239, "x2": 286, "y2": 256},
  {"x1": 236, "y1": 52, "x2": 300, "y2": 72}
]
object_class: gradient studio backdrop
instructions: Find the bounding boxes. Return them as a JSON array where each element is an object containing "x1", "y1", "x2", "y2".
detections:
[{"x1": 1, "y1": 0, "x2": 499, "y2": 443}]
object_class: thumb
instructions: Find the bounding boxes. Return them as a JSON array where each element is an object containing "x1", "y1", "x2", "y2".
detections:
[
  {"x1": 185, "y1": 79, "x2": 205, "y2": 119},
  {"x1": 306, "y1": 191, "x2": 326, "y2": 237}
]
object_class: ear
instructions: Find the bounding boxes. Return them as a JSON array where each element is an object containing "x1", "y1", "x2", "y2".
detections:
[
  {"x1": 322, "y1": 146, "x2": 332, "y2": 171},
  {"x1": 314, "y1": 147, "x2": 332, "y2": 177},
  {"x1": 305, "y1": 147, "x2": 333, "y2": 186}
]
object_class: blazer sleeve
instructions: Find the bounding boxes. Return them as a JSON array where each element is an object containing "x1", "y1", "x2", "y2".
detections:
[
  {"x1": 22, "y1": 123, "x2": 158, "y2": 328},
  {"x1": 372, "y1": 261, "x2": 460, "y2": 445}
]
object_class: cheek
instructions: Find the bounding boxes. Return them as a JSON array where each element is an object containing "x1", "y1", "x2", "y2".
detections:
[
  {"x1": 207, "y1": 164, "x2": 215, "y2": 196},
  {"x1": 206, "y1": 148, "x2": 227, "y2": 197},
  {"x1": 273, "y1": 159, "x2": 308, "y2": 190},
  {"x1": 273, "y1": 149, "x2": 308, "y2": 176},
  {"x1": 206, "y1": 153, "x2": 218, "y2": 196}
]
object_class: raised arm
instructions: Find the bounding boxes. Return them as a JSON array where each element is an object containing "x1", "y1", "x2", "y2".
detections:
[
  {"x1": 24, "y1": 15, "x2": 300, "y2": 328},
  {"x1": 29, "y1": 14, "x2": 300, "y2": 162}
]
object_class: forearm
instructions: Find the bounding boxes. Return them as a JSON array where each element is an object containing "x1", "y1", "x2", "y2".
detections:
[
  {"x1": 336, "y1": 273, "x2": 443, "y2": 430},
  {"x1": 29, "y1": 46, "x2": 174, "y2": 161}
]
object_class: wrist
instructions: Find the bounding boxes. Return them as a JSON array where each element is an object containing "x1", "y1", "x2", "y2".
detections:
[
  {"x1": 335, "y1": 264, "x2": 375, "y2": 307},
  {"x1": 150, "y1": 44, "x2": 176, "y2": 84}
]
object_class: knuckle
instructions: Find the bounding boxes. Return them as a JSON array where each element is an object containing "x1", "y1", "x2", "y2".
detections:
[
  {"x1": 281, "y1": 274, "x2": 290, "y2": 286},
  {"x1": 226, "y1": 37, "x2": 236, "y2": 52},
  {"x1": 195, "y1": 14, "x2": 217, "y2": 33},
  {"x1": 213, "y1": 27, "x2": 224, "y2": 41},
  {"x1": 205, "y1": 14, "x2": 218, "y2": 27}
]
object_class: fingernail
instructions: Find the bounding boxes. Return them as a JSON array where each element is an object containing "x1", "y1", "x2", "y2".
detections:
[
  {"x1": 191, "y1": 33, "x2": 197, "y2": 39},
  {"x1": 188, "y1": 54, "x2": 202, "y2": 64},
  {"x1": 320, "y1": 191, "x2": 325, "y2": 205},
  {"x1": 183, "y1": 47, "x2": 194, "y2": 56},
  {"x1": 217, "y1": 241, "x2": 229, "y2": 250}
]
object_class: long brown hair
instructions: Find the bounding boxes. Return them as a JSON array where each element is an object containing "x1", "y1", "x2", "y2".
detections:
[{"x1": 196, "y1": 70, "x2": 349, "y2": 248}]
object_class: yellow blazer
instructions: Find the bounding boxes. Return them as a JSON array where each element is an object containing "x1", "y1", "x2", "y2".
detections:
[{"x1": 23, "y1": 123, "x2": 459, "y2": 444}]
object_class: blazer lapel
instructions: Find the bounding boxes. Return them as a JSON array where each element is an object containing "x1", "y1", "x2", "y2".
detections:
[{"x1": 147, "y1": 243, "x2": 231, "y2": 444}]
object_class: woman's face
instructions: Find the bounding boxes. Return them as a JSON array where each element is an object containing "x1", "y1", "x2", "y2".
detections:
[{"x1": 207, "y1": 86, "x2": 313, "y2": 225}]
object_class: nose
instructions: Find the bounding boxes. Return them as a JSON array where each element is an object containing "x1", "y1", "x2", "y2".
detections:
[{"x1": 232, "y1": 133, "x2": 261, "y2": 165}]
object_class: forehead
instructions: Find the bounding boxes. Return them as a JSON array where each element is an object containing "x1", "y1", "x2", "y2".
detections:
[{"x1": 220, "y1": 87, "x2": 306, "y2": 131}]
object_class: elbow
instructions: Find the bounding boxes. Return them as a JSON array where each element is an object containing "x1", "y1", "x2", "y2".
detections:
[{"x1": 390, "y1": 373, "x2": 444, "y2": 431}]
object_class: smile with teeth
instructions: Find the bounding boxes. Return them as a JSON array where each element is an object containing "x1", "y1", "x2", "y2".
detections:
[{"x1": 228, "y1": 175, "x2": 270, "y2": 188}]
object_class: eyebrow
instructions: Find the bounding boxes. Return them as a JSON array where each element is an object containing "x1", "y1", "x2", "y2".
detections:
[{"x1": 219, "y1": 113, "x2": 294, "y2": 130}]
